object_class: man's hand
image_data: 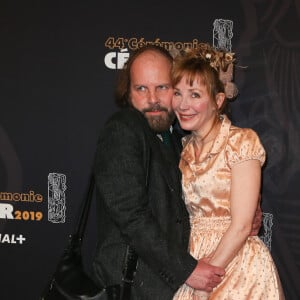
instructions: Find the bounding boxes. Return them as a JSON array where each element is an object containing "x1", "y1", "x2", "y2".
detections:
[
  {"x1": 185, "y1": 259, "x2": 225, "y2": 292},
  {"x1": 250, "y1": 199, "x2": 262, "y2": 236}
]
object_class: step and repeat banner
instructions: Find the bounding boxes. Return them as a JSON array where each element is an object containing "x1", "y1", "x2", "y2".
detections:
[{"x1": 1, "y1": 1, "x2": 299, "y2": 299}]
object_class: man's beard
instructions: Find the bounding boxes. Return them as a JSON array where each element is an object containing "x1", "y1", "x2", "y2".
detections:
[{"x1": 142, "y1": 104, "x2": 175, "y2": 133}]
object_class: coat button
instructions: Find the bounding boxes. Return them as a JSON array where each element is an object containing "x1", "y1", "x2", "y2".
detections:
[{"x1": 176, "y1": 218, "x2": 182, "y2": 224}]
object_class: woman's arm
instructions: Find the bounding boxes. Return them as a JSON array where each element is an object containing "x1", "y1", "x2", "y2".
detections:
[{"x1": 208, "y1": 159, "x2": 261, "y2": 268}]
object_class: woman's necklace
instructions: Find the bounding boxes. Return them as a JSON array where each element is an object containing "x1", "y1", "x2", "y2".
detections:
[{"x1": 193, "y1": 117, "x2": 221, "y2": 162}]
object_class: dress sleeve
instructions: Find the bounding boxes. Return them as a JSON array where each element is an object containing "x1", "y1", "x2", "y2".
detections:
[{"x1": 225, "y1": 128, "x2": 266, "y2": 168}]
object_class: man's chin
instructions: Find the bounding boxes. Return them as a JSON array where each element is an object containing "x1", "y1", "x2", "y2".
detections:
[{"x1": 145, "y1": 112, "x2": 175, "y2": 132}]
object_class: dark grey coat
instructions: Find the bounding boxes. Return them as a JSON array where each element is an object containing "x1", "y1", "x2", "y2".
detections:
[{"x1": 92, "y1": 108, "x2": 197, "y2": 299}]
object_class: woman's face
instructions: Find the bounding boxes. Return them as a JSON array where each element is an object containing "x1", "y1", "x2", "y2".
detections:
[{"x1": 172, "y1": 74, "x2": 223, "y2": 134}]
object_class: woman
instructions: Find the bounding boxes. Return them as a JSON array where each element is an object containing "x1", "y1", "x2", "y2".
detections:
[{"x1": 172, "y1": 44, "x2": 284, "y2": 299}]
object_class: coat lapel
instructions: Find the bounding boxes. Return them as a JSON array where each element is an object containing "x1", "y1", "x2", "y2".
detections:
[{"x1": 149, "y1": 132, "x2": 182, "y2": 195}]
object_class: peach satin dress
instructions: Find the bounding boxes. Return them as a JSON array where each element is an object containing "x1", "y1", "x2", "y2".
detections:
[{"x1": 173, "y1": 116, "x2": 284, "y2": 300}]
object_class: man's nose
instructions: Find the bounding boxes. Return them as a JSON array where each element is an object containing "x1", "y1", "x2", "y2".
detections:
[{"x1": 148, "y1": 89, "x2": 159, "y2": 103}]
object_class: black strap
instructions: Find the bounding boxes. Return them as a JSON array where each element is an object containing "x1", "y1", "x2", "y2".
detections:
[
  {"x1": 74, "y1": 174, "x2": 95, "y2": 239},
  {"x1": 74, "y1": 174, "x2": 138, "y2": 298}
]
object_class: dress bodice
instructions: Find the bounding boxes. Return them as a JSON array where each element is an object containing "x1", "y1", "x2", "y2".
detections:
[{"x1": 179, "y1": 115, "x2": 266, "y2": 218}]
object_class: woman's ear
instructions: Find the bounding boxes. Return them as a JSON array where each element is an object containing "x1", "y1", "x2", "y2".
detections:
[{"x1": 216, "y1": 92, "x2": 226, "y2": 109}]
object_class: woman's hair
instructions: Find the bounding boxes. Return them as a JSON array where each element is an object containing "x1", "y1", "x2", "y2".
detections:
[
  {"x1": 171, "y1": 43, "x2": 238, "y2": 114},
  {"x1": 115, "y1": 45, "x2": 173, "y2": 108}
]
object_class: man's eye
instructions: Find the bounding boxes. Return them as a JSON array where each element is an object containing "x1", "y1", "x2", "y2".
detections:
[
  {"x1": 157, "y1": 85, "x2": 169, "y2": 90},
  {"x1": 137, "y1": 86, "x2": 146, "y2": 91},
  {"x1": 174, "y1": 91, "x2": 181, "y2": 96}
]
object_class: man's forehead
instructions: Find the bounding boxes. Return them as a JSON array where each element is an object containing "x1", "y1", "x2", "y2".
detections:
[
  {"x1": 131, "y1": 52, "x2": 171, "y2": 76},
  {"x1": 134, "y1": 50, "x2": 171, "y2": 65}
]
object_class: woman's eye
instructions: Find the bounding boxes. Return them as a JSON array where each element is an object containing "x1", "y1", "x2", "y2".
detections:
[{"x1": 191, "y1": 92, "x2": 200, "y2": 98}]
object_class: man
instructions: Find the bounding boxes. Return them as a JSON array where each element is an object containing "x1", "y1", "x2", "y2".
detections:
[{"x1": 92, "y1": 45, "x2": 260, "y2": 299}]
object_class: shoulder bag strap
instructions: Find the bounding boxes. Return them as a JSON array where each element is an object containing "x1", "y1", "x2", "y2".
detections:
[{"x1": 74, "y1": 174, "x2": 95, "y2": 240}]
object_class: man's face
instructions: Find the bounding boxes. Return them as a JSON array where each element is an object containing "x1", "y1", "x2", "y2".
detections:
[{"x1": 129, "y1": 50, "x2": 175, "y2": 132}]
